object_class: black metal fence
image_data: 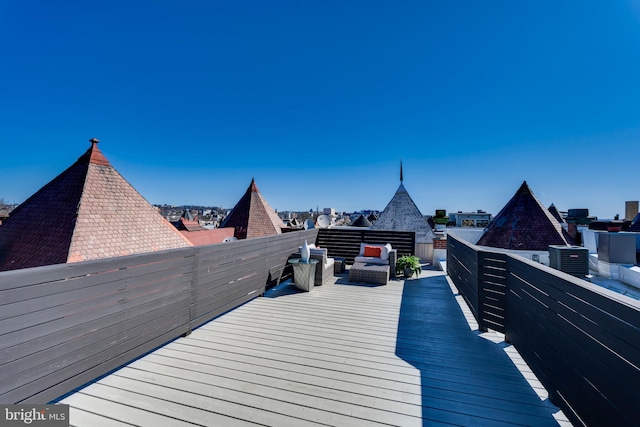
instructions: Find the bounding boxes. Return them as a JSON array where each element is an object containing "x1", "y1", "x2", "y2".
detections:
[
  {"x1": 0, "y1": 229, "x2": 317, "y2": 404},
  {"x1": 447, "y1": 233, "x2": 640, "y2": 427}
]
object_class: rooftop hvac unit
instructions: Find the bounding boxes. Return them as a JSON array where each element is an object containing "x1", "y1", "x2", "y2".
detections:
[
  {"x1": 549, "y1": 245, "x2": 589, "y2": 277},
  {"x1": 597, "y1": 232, "x2": 637, "y2": 264}
]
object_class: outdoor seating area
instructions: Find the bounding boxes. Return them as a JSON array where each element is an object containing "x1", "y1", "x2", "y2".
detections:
[
  {"x1": 346, "y1": 242, "x2": 397, "y2": 285},
  {"x1": 291, "y1": 244, "x2": 335, "y2": 287},
  {"x1": 349, "y1": 262, "x2": 390, "y2": 285}
]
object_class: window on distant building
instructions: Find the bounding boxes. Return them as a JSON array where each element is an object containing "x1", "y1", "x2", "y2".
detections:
[{"x1": 477, "y1": 220, "x2": 489, "y2": 227}]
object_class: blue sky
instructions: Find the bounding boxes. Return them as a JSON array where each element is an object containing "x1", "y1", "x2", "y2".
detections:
[{"x1": 2, "y1": 1, "x2": 639, "y2": 219}]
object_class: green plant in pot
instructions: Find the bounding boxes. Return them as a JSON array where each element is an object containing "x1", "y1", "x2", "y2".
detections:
[{"x1": 396, "y1": 255, "x2": 422, "y2": 278}]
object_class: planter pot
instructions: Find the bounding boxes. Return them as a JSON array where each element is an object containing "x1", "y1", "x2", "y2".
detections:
[{"x1": 404, "y1": 267, "x2": 414, "y2": 278}]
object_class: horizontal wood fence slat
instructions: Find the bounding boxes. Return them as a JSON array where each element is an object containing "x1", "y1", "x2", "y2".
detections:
[
  {"x1": 316, "y1": 228, "x2": 415, "y2": 264},
  {"x1": 446, "y1": 233, "x2": 640, "y2": 427},
  {"x1": 0, "y1": 228, "x2": 317, "y2": 404},
  {"x1": 446, "y1": 236, "x2": 480, "y2": 325}
]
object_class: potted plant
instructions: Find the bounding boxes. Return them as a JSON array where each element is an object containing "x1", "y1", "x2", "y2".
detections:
[{"x1": 396, "y1": 255, "x2": 422, "y2": 278}]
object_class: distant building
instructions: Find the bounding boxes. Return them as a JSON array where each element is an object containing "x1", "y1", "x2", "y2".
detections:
[
  {"x1": 449, "y1": 211, "x2": 491, "y2": 228},
  {"x1": 477, "y1": 181, "x2": 572, "y2": 256},
  {"x1": 220, "y1": 178, "x2": 285, "y2": 239},
  {"x1": 626, "y1": 201, "x2": 639, "y2": 222},
  {"x1": 0, "y1": 139, "x2": 192, "y2": 271},
  {"x1": 323, "y1": 208, "x2": 336, "y2": 216}
]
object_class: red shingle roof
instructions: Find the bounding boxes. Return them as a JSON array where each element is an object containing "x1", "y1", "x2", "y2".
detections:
[
  {"x1": 477, "y1": 181, "x2": 573, "y2": 251},
  {"x1": 0, "y1": 139, "x2": 192, "y2": 271},
  {"x1": 220, "y1": 178, "x2": 284, "y2": 239},
  {"x1": 179, "y1": 227, "x2": 235, "y2": 246}
]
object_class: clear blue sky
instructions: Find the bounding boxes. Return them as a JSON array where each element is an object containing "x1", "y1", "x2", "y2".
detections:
[{"x1": 2, "y1": 1, "x2": 639, "y2": 219}]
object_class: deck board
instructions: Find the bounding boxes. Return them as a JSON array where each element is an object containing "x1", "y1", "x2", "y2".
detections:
[{"x1": 61, "y1": 270, "x2": 567, "y2": 426}]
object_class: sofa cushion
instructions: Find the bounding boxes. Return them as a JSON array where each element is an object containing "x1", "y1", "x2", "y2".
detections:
[
  {"x1": 380, "y1": 243, "x2": 392, "y2": 261},
  {"x1": 358, "y1": 242, "x2": 390, "y2": 256},
  {"x1": 364, "y1": 245, "x2": 382, "y2": 257},
  {"x1": 354, "y1": 255, "x2": 389, "y2": 265},
  {"x1": 310, "y1": 248, "x2": 327, "y2": 264}
]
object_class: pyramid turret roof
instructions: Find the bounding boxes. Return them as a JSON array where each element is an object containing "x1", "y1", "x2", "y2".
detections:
[
  {"x1": 477, "y1": 181, "x2": 572, "y2": 251},
  {"x1": 220, "y1": 178, "x2": 284, "y2": 239},
  {"x1": 351, "y1": 214, "x2": 372, "y2": 227},
  {"x1": 0, "y1": 139, "x2": 192, "y2": 271},
  {"x1": 370, "y1": 177, "x2": 435, "y2": 243},
  {"x1": 548, "y1": 203, "x2": 565, "y2": 224}
]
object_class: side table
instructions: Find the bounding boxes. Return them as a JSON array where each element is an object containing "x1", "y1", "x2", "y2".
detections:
[
  {"x1": 333, "y1": 257, "x2": 346, "y2": 275},
  {"x1": 288, "y1": 258, "x2": 319, "y2": 292}
]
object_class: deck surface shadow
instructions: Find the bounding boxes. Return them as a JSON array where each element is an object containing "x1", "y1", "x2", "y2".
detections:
[{"x1": 396, "y1": 275, "x2": 561, "y2": 426}]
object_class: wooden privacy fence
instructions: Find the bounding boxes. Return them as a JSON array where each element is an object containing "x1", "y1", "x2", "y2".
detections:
[
  {"x1": 447, "y1": 233, "x2": 640, "y2": 427},
  {"x1": 446, "y1": 236, "x2": 508, "y2": 333},
  {"x1": 0, "y1": 228, "x2": 317, "y2": 404},
  {"x1": 316, "y1": 228, "x2": 415, "y2": 264}
]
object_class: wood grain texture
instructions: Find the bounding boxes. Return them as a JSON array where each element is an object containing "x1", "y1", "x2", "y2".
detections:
[
  {"x1": 0, "y1": 229, "x2": 317, "y2": 404},
  {"x1": 61, "y1": 270, "x2": 564, "y2": 426}
]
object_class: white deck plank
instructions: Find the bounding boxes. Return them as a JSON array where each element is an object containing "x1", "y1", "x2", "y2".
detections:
[
  {"x1": 129, "y1": 357, "x2": 423, "y2": 417},
  {"x1": 68, "y1": 407, "x2": 136, "y2": 427},
  {"x1": 112, "y1": 364, "x2": 420, "y2": 426},
  {"x1": 61, "y1": 269, "x2": 565, "y2": 427},
  {"x1": 63, "y1": 392, "x2": 199, "y2": 426},
  {"x1": 76, "y1": 382, "x2": 271, "y2": 427}
]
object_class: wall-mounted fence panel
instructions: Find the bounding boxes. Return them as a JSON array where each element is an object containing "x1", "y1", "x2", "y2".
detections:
[
  {"x1": 316, "y1": 229, "x2": 415, "y2": 264},
  {"x1": 0, "y1": 229, "x2": 316, "y2": 404},
  {"x1": 447, "y1": 231, "x2": 640, "y2": 427},
  {"x1": 478, "y1": 251, "x2": 507, "y2": 333},
  {"x1": 506, "y1": 256, "x2": 640, "y2": 427},
  {"x1": 0, "y1": 248, "x2": 195, "y2": 404},
  {"x1": 446, "y1": 235, "x2": 480, "y2": 324}
]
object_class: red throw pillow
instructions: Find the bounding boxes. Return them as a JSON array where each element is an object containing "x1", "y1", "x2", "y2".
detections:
[{"x1": 364, "y1": 245, "x2": 382, "y2": 257}]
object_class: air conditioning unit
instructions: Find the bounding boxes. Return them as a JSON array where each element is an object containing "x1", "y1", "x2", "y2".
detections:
[
  {"x1": 549, "y1": 245, "x2": 589, "y2": 277},
  {"x1": 596, "y1": 232, "x2": 637, "y2": 264}
]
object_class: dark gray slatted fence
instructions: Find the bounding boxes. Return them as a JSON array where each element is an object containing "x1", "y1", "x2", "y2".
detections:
[
  {"x1": 446, "y1": 235, "x2": 480, "y2": 325},
  {"x1": 506, "y1": 256, "x2": 640, "y2": 427},
  {"x1": 316, "y1": 229, "x2": 415, "y2": 263},
  {"x1": 478, "y1": 251, "x2": 507, "y2": 333},
  {"x1": 446, "y1": 232, "x2": 640, "y2": 426},
  {"x1": 0, "y1": 229, "x2": 317, "y2": 404}
]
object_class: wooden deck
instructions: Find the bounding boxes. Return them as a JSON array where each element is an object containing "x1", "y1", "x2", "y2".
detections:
[{"x1": 60, "y1": 269, "x2": 570, "y2": 426}]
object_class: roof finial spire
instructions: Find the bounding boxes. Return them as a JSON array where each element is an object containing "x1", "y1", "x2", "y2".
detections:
[
  {"x1": 89, "y1": 137, "x2": 99, "y2": 145},
  {"x1": 400, "y1": 159, "x2": 404, "y2": 183}
]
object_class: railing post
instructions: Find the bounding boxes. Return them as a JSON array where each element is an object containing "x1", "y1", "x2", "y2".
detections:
[
  {"x1": 476, "y1": 250, "x2": 488, "y2": 332},
  {"x1": 184, "y1": 247, "x2": 199, "y2": 336}
]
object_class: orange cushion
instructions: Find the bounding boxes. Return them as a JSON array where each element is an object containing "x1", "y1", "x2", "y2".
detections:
[{"x1": 363, "y1": 245, "x2": 382, "y2": 257}]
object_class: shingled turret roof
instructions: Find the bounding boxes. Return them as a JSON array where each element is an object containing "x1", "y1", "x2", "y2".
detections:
[
  {"x1": 477, "y1": 181, "x2": 572, "y2": 251},
  {"x1": 0, "y1": 139, "x2": 192, "y2": 271},
  {"x1": 220, "y1": 178, "x2": 284, "y2": 239},
  {"x1": 351, "y1": 214, "x2": 372, "y2": 227},
  {"x1": 370, "y1": 164, "x2": 435, "y2": 243},
  {"x1": 548, "y1": 203, "x2": 565, "y2": 224}
]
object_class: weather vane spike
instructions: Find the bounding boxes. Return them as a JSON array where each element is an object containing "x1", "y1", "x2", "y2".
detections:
[
  {"x1": 89, "y1": 137, "x2": 99, "y2": 144},
  {"x1": 400, "y1": 159, "x2": 404, "y2": 183}
]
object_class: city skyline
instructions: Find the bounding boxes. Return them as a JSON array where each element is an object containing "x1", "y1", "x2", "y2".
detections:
[{"x1": 2, "y1": 1, "x2": 639, "y2": 218}]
